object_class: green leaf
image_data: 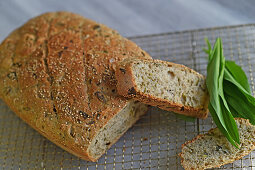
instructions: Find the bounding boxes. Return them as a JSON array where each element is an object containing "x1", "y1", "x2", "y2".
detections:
[
  {"x1": 224, "y1": 80, "x2": 255, "y2": 125},
  {"x1": 228, "y1": 104, "x2": 241, "y2": 118},
  {"x1": 203, "y1": 38, "x2": 212, "y2": 57},
  {"x1": 220, "y1": 99, "x2": 240, "y2": 144},
  {"x1": 206, "y1": 38, "x2": 229, "y2": 131},
  {"x1": 209, "y1": 103, "x2": 239, "y2": 148},
  {"x1": 205, "y1": 37, "x2": 255, "y2": 148},
  {"x1": 206, "y1": 38, "x2": 240, "y2": 146},
  {"x1": 207, "y1": 38, "x2": 221, "y2": 115},
  {"x1": 225, "y1": 60, "x2": 251, "y2": 94},
  {"x1": 224, "y1": 69, "x2": 254, "y2": 100},
  {"x1": 218, "y1": 39, "x2": 226, "y2": 101}
]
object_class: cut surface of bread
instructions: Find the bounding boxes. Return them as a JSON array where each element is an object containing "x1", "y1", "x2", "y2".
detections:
[
  {"x1": 0, "y1": 12, "x2": 151, "y2": 161},
  {"x1": 116, "y1": 58, "x2": 209, "y2": 119},
  {"x1": 179, "y1": 118, "x2": 255, "y2": 170},
  {"x1": 88, "y1": 100, "x2": 147, "y2": 158}
]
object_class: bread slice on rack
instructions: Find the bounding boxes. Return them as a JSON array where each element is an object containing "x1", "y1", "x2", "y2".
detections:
[
  {"x1": 179, "y1": 118, "x2": 255, "y2": 170},
  {"x1": 115, "y1": 58, "x2": 209, "y2": 119}
]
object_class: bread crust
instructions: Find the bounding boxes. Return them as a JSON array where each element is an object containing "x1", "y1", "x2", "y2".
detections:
[
  {"x1": 0, "y1": 12, "x2": 151, "y2": 161},
  {"x1": 116, "y1": 58, "x2": 209, "y2": 119},
  {"x1": 179, "y1": 118, "x2": 255, "y2": 170}
]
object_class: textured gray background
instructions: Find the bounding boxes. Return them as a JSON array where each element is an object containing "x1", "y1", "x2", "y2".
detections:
[
  {"x1": 1, "y1": 0, "x2": 255, "y2": 41},
  {"x1": 1, "y1": 1, "x2": 255, "y2": 169}
]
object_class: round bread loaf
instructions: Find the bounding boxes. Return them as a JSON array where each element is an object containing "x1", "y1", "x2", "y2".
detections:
[{"x1": 0, "y1": 11, "x2": 150, "y2": 161}]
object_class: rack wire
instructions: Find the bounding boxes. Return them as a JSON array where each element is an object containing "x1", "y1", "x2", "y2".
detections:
[{"x1": 1, "y1": 24, "x2": 255, "y2": 169}]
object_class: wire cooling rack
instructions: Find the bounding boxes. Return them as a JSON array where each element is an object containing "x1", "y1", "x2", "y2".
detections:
[{"x1": 1, "y1": 24, "x2": 255, "y2": 170}]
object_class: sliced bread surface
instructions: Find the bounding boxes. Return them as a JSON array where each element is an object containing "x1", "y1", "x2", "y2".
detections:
[
  {"x1": 116, "y1": 58, "x2": 209, "y2": 119},
  {"x1": 179, "y1": 118, "x2": 255, "y2": 170}
]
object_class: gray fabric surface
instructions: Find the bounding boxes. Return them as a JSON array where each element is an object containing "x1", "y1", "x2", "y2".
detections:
[
  {"x1": 1, "y1": 1, "x2": 255, "y2": 169},
  {"x1": 0, "y1": 0, "x2": 255, "y2": 41}
]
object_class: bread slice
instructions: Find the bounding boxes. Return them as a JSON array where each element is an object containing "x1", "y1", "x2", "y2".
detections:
[
  {"x1": 179, "y1": 118, "x2": 255, "y2": 170},
  {"x1": 115, "y1": 58, "x2": 209, "y2": 119},
  {"x1": 0, "y1": 12, "x2": 151, "y2": 161}
]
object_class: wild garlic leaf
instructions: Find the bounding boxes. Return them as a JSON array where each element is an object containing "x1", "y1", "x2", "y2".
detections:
[
  {"x1": 209, "y1": 103, "x2": 239, "y2": 148},
  {"x1": 216, "y1": 45, "x2": 240, "y2": 144},
  {"x1": 206, "y1": 38, "x2": 222, "y2": 115},
  {"x1": 205, "y1": 37, "x2": 255, "y2": 147},
  {"x1": 206, "y1": 39, "x2": 229, "y2": 130},
  {"x1": 224, "y1": 69, "x2": 254, "y2": 99},
  {"x1": 220, "y1": 99, "x2": 240, "y2": 144},
  {"x1": 218, "y1": 40, "x2": 226, "y2": 106},
  {"x1": 203, "y1": 38, "x2": 212, "y2": 56},
  {"x1": 228, "y1": 104, "x2": 242, "y2": 118},
  {"x1": 225, "y1": 61, "x2": 251, "y2": 94},
  {"x1": 224, "y1": 80, "x2": 255, "y2": 125},
  {"x1": 206, "y1": 38, "x2": 240, "y2": 147}
]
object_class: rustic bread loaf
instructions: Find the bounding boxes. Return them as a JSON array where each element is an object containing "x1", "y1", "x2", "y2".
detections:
[
  {"x1": 115, "y1": 58, "x2": 209, "y2": 119},
  {"x1": 0, "y1": 12, "x2": 151, "y2": 161},
  {"x1": 179, "y1": 118, "x2": 255, "y2": 170}
]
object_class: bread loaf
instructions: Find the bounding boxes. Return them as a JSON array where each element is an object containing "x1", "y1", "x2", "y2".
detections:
[
  {"x1": 0, "y1": 12, "x2": 151, "y2": 161},
  {"x1": 115, "y1": 58, "x2": 209, "y2": 119},
  {"x1": 179, "y1": 118, "x2": 255, "y2": 170}
]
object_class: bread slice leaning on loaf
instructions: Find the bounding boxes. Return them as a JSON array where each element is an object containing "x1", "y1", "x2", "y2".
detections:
[
  {"x1": 115, "y1": 58, "x2": 209, "y2": 119},
  {"x1": 0, "y1": 12, "x2": 152, "y2": 161},
  {"x1": 179, "y1": 118, "x2": 255, "y2": 170}
]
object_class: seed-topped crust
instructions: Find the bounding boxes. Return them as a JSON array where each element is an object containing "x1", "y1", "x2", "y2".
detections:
[{"x1": 0, "y1": 11, "x2": 151, "y2": 161}]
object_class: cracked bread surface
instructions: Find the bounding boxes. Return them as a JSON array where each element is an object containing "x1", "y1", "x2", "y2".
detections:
[
  {"x1": 0, "y1": 11, "x2": 151, "y2": 161},
  {"x1": 179, "y1": 118, "x2": 255, "y2": 170},
  {"x1": 116, "y1": 58, "x2": 209, "y2": 119}
]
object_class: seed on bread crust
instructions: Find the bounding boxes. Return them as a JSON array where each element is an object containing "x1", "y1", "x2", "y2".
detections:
[
  {"x1": 119, "y1": 68, "x2": 126, "y2": 74},
  {"x1": 94, "y1": 91, "x2": 106, "y2": 103},
  {"x1": 128, "y1": 87, "x2": 136, "y2": 95}
]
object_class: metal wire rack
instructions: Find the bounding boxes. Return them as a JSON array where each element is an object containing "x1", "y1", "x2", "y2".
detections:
[{"x1": 1, "y1": 24, "x2": 255, "y2": 170}]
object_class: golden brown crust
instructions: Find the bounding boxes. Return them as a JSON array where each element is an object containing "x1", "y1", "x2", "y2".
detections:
[
  {"x1": 0, "y1": 11, "x2": 151, "y2": 161},
  {"x1": 179, "y1": 118, "x2": 255, "y2": 170},
  {"x1": 116, "y1": 58, "x2": 209, "y2": 119}
]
